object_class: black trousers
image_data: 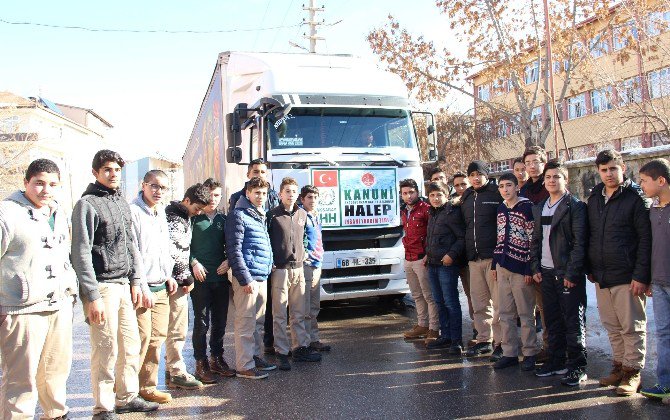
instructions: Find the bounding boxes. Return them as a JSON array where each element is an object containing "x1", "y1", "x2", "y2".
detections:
[
  {"x1": 541, "y1": 268, "x2": 587, "y2": 368},
  {"x1": 191, "y1": 280, "x2": 230, "y2": 360}
]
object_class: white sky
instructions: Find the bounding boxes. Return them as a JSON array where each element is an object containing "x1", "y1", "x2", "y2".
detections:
[{"x1": 0, "y1": 0, "x2": 467, "y2": 161}]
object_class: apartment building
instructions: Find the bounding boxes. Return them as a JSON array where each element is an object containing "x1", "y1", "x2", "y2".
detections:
[{"x1": 469, "y1": 1, "x2": 670, "y2": 171}]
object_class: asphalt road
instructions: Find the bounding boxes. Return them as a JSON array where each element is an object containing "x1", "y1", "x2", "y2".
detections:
[{"x1": 3, "y1": 285, "x2": 668, "y2": 419}]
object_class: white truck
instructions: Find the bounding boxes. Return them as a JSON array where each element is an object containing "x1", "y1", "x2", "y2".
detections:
[{"x1": 183, "y1": 51, "x2": 437, "y2": 301}]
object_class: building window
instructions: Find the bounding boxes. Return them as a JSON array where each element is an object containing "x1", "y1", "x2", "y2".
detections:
[
  {"x1": 589, "y1": 33, "x2": 610, "y2": 58},
  {"x1": 510, "y1": 115, "x2": 520, "y2": 135},
  {"x1": 568, "y1": 93, "x2": 587, "y2": 120},
  {"x1": 621, "y1": 136, "x2": 643, "y2": 151},
  {"x1": 647, "y1": 11, "x2": 670, "y2": 37},
  {"x1": 591, "y1": 87, "x2": 613, "y2": 114},
  {"x1": 649, "y1": 67, "x2": 670, "y2": 99},
  {"x1": 524, "y1": 60, "x2": 540, "y2": 84},
  {"x1": 613, "y1": 20, "x2": 638, "y2": 50},
  {"x1": 480, "y1": 120, "x2": 493, "y2": 140},
  {"x1": 652, "y1": 132, "x2": 670, "y2": 146},
  {"x1": 496, "y1": 119, "x2": 508, "y2": 138},
  {"x1": 531, "y1": 106, "x2": 543, "y2": 129},
  {"x1": 619, "y1": 76, "x2": 642, "y2": 105},
  {"x1": 477, "y1": 84, "x2": 491, "y2": 101},
  {"x1": 492, "y1": 160, "x2": 510, "y2": 172}
]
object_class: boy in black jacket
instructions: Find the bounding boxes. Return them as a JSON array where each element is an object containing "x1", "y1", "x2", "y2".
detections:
[
  {"x1": 530, "y1": 160, "x2": 588, "y2": 386},
  {"x1": 461, "y1": 161, "x2": 504, "y2": 359},
  {"x1": 587, "y1": 149, "x2": 651, "y2": 396}
]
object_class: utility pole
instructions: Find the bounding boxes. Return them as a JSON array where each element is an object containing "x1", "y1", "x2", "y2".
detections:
[
  {"x1": 542, "y1": 0, "x2": 560, "y2": 158},
  {"x1": 303, "y1": 0, "x2": 325, "y2": 53}
]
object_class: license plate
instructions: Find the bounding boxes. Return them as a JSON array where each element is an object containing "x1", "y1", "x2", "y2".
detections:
[{"x1": 336, "y1": 257, "x2": 376, "y2": 268}]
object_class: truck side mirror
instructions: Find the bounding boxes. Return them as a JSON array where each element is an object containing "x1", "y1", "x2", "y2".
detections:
[
  {"x1": 226, "y1": 113, "x2": 242, "y2": 147},
  {"x1": 226, "y1": 147, "x2": 243, "y2": 163}
]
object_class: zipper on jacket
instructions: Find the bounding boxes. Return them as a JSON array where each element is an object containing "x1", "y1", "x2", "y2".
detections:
[
  {"x1": 473, "y1": 191, "x2": 479, "y2": 257},
  {"x1": 112, "y1": 197, "x2": 132, "y2": 276}
]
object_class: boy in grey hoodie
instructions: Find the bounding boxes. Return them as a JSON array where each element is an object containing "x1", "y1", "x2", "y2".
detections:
[
  {"x1": 71, "y1": 150, "x2": 158, "y2": 419},
  {"x1": 0, "y1": 159, "x2": 77, "y2": 419}
]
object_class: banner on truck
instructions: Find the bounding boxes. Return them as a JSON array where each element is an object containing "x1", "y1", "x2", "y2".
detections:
[{"x1": 310, "y1": 167, "x2": 399, "y2": 229}]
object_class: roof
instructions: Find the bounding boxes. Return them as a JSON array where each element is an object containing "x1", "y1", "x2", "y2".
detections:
[
  {"x1": 0, "y1": 91, "x2": 35, "y2": 107},
  {"x1": 56, "y1": 103, "x2": 114, "y2": 128}
]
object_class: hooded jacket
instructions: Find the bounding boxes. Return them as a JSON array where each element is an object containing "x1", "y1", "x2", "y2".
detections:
[
  {"x1": 530, "y1": 193, "x2": 588, "y2": 283},
  {"x1": 0, "y1": 191, "x2": 77, "y2": 314},
  {"x1": 425, "y1": 200, "x2": 466, "y2": 266},
  {"x1": 129, "y1": 192, "x2": 172, "y2": 287},
  {"x1": 460, "y1": 180, "x2": 504, "y2": 261},
  {"x1": 225, "y1": 195, "x2": 273, "y2": 286},
  {"x1": 587, "y1": 178, "x2": 652, "y2": 287},
  {"x1": 71, "y1": 182, "x2": 144, "y2": 302}
]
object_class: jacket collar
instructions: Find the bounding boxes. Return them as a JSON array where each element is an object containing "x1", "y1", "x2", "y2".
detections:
[
  {"x1": 547, "y1": 193, "x2": 571, "y2": 228},
  {"x1": 132, "y1": 191, "x2": 164, "y2": 217},
  {"x1": 82, "y1": 181, "x2": 120, "y2": 198},
  {"x1": 5, "y1": 190, "x2": 59, "y2": 218}
]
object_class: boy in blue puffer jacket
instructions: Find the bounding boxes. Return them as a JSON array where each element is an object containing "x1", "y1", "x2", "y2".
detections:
[{"x1": 226, "y1": 177, "x2": 275, "y2": 379}]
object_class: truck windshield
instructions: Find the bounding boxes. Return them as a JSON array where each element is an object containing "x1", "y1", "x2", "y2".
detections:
[{"x1": 266, "y1": 107, "x2": 417, "y2": 150}]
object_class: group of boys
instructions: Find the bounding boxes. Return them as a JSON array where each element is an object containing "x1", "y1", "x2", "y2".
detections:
[
  {"x1": 0, "y1": 151, "x2": 330, "y2": 419},
  {"x1": 400, "y1": 146, "x2": 669, "y2": 400}
]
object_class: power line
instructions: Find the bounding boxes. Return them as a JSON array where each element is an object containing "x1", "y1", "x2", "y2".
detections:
[
  {"x1": 270, "y1": 0, "x2": 295, "y2": 51},
  {"x1": 0, "y1": 17, "x2": 301, "y2": 34},
  {"x1": 253, "y1": 0, "x2": 272, "y2": 49}
]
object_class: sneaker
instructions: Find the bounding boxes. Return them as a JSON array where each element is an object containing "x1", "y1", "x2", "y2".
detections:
[
  {"x1": 466, "y1": 342, "x2": 493, "y2": 357},
  {"x1": 562, "y1": 367, "x2": 587, "y2": 386},
  {"x1": 426, "y1": 337, "x2": 451, "y2": 349},
  {"x1": 403, "y1": 324, "x2": 430, "y2": 339},
  {"x1": 489, "y1": 345, "x2": 503, "y2": 362},
  {"x1": 293, "y1": 346, "x2": 322, "y2": 362},
  {"x1": 309, "y1": 341, "x2": 332, "y2": 352},
  {"x1": 210, "y1": 355, "x2": 236, "y2": 377},
  {"x1": 535, "y1": 362, "x2": 568, "y2": 377},
  {"x1": 493, "y1": 356, "x2": 519, "y2": 369},
  {"x1": 115, "y1": 396, "x2": 159, "y2": 414},
  {"x1": 139, "y1": 389, "x2": 172, "y2": 404},
  {"x1": 92, "y1": 412, "x2": 118, "y2": 420},
  {"x1": 277, "y1": 354, "x2": 291, "y2": 371},
  {"x1": 521, "y1": 356, "x2": 536, "y2": 372},
  {"x1": 641, "y1": 384, "x2": 670, "y2": 399},
  {"x1": 236, "y1": 368, "x2": 269, "y2": 380},
  {"x1": 254, "y1": 355, "x2": 277, "y2": 371},
  {"x1": 167, "y1": 372, "x2": 203, "y2": 390},
  {"x1": 449, "y1": 342, "x2": 463, "y2": 355}
]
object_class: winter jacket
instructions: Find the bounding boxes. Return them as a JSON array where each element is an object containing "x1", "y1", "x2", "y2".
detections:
[
  {"x1": 190, "y1": 211, "x2": 228, "y2": 283},
  {"x1": 71, "y1": 182, "x2": 144, "y2": 302},
  {"x1": 225, "y1": 195, "x2": 273, "y2": 286},
  {"x1": 492, "y1": 198, "x2": 534, "y2": 276},
  {"x1": 460, "y1": 180, "x2": 504, "y2": 261},
  {"x1": 228, "y1": 182, "x2": 280, "y2": 213},
  {"x1": 304, "y1": 211, "x2": 324, "y2": 268},
  {"x1": 0, "y1": 191, "x2": 77, "y2": 314},
  {"x1": 519, "y1": 177, "x2": 549, "y2": 205},
  {"x1": 267, "y1": 204, "x2": 307, "y2": 268},
  {"x1": 129, "y1": 192, "x2": 172, "y2": 287},
  {"x1": 425, "y1": 201, "x2": 466, "y2": 266},
  {"x1": 401, "y1": 198, "x2": 430, "y2": 261},
  {"x1": 530, "y1": 193, "x2": 588, "y2": 283},
  {"x1": 587, "y1": 178, "x2": 652, "y2": 287},
  {"x1": 165, "y1": 201, "x2": 194, "y2": 287}
]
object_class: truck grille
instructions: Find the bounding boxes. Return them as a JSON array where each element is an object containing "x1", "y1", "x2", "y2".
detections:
[
  {"x1": 322, "y1": 264, "x2": 392, "y2": 279},
  {"x1": 322, "y1": 279, "x2": 391, "y2": 294},
  {"x1": 322, "y1": 226, "x2": 403, "y2": 251}
]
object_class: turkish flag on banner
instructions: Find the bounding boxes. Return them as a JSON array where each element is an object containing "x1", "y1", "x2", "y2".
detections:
[{"x1": 313, "y1": 170, "x2": 338, "y2": 187}]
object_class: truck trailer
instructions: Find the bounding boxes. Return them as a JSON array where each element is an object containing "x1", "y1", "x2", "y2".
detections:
[{"x1": 183, "y1": 51, "x2": 437, "y2": 301}]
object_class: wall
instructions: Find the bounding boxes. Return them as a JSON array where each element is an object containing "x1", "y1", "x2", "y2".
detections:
[{"x1": 567, "y1": 145, "x2": 670, "y2": 199}]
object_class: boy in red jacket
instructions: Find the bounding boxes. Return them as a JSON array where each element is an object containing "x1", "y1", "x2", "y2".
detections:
[{"x1": 400, "y1": 179, "x2": 439, "y2": 341}]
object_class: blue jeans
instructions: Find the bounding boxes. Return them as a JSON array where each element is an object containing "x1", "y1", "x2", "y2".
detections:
[
  {"x1": 427, "y1": 264, "x2": 462, "y2": 342},
  {"x1": 653, "y1": 284, "x2": 670, "y2": 387}
]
